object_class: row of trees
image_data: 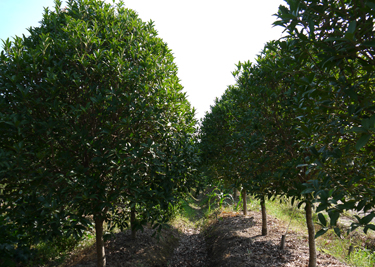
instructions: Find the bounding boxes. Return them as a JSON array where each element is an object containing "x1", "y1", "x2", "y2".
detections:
[
  {"x1": 200, "y1": 0, "x2": 375, "y2": 266},
  {"x1": 2, "y1": 0, "x2": 375, "y2": 266},
  {"x1": 0, "y1": 1, "x2": 198, "y2": 267}
]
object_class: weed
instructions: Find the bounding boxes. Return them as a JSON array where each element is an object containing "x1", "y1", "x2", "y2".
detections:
[{"x1": 264, "y1": 196, "x2": 375, "y2": 267}]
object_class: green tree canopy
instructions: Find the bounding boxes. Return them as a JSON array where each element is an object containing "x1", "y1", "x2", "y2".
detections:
[{"x1": 0, "y1": 0, "x2": 198, "y2": 266}]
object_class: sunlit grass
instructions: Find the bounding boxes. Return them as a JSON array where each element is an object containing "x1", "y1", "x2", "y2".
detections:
[
  {"x1": 13, "y1": 189, "x2": 375, "y2": 267},
  {"x1": 24, "y1": 233, "x2": 94, "y2": 267},
  {"x1": 170, "y1": 192, "x2": 210, "y2": 232},
  {"x1": 172, "y1": 191, "x2": 375, "y2": 267},
  {"x1": 261, "y1": 196, "x2": 375, "y2": 267},
  {"x1": 18, "y1": 223, "x2": 100, "y2": 267}
]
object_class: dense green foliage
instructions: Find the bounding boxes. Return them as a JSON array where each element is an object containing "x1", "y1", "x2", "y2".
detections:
[
  {"x1": 274, "y1": 0, "x2": 375, "y2": 234},
  {"x1": 200, "y1": 0, "x2": 375, "y2": 266},
  {"x1": 0, "y1": 0, "x2": 198, "y2": 266}
]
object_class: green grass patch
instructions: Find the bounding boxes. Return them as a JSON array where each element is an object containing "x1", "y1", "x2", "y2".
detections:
[
  {"x1": 26, "y1": 236, "x2": 81, "y2": 267},
  {"x1": 261, "y1": 196, "x2": 375, "y2": 267},
  {"x1": 174, "y1": 191, "x2": 375, "y2": 267}
]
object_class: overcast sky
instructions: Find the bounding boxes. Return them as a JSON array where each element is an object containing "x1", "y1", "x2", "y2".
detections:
[{"x1": 0, "y1": 0, "x2": 286, "y2": 119}]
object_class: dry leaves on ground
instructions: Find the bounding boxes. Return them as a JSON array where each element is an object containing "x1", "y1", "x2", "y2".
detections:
[
  {"x1": 205, "y1": 210, "x2": 348, "y2": 267},
  {"x1": 64, "y1": 209, "x2": 348, "y2": 267}
]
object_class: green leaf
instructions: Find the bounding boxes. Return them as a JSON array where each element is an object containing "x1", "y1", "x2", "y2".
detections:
[
  {"x1": 355, "y1": 134, "x2": 371, "y2": 150},
  {"x1": 315, "y1": 228, "x2": 328, "y2": 239},
  {"x1": 329, "y1": 211, "x2": 340, "y2": 226},
  {"x1": 364, "y1": 224, "x2": 375, "y2": 234},
  {"x1": 349, "y1": 223, "x2": 360, "y2": 233},
  {"x1": 333, "y1": 227, "x2": 341, "y2": 238},
  {"x1": 301, "y1": 188, "x2": 314, "y2": 195},
  {"x1": 316, "y1": 203, "x2": 328, "y2": 213},
  {"x1": 297, "y1": 164, "x2": 308, "y2": 168},
  {"x1": 344, "y1": 88, "x2": 358, "y2": 101},
  {"x1": 309, "y1": 146, "x2": 319, "y2": 157},
  {"x1": 356, "y1": 200, "x2": 367, "y2": 212},
  {"x1": 339, "y1": 201, "x2": 356, "y2": 210},
  {"x1": 348, "y1": 127, "x2": 367, "y2": 133},
  {"x1": 362, "y1": 40, "x2": 375, "y2": 47},
  {"x1": 366, "y1": 2, "x2": 375, "y2": 10},
  {"x1": 360, "y1": 213, "x2": 375, "y2": 225},
  {"x1": 348, "y1": 21, "x2": 356, "y2": 34},
  {"x1": 312, "y1": 180, "x2": 319, "y2": 189},
  {"x1": 308, "y1": 20, "x2": 315, "y2": 37},
  {"x1": 318, "y1": 213, "x2": 327, "y2": 227}
]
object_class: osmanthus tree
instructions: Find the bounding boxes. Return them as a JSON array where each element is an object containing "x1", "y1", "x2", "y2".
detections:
[
  {"x1": 217, "y1": 81, "x2": 277, "y2": 234},
  {"x1": 199, "y1": 89, "x2": 239, "y2": 194},
  {"x1": 232, "y1": 42, "x2": 305, "y2": 237},
  {"x1": 0, "y1": 0, "x2": 198, "y2": 266},
  {"x1": 199, "y1": 86, "x2": 254, "y2": 215},
  {"x1": 200, "y1": 44, "x2": 299, "y2": 236},
  {"x1": 233, "y1": 38, "x2": 345, "y2": 266},
  {"x1": 274, "y1": 0, "x2": 375, "y2": 237},
  {"x1": 223, "y1": 87, "x2": 267, "y2": 217}
]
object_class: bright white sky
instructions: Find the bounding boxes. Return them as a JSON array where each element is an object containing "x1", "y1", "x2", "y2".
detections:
[{"x1": 0, "y1": 0, "x2": 286, "y2": 119}]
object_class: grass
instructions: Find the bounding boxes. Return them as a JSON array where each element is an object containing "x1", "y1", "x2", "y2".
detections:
[
  {"x1": 22, "y1": 227, "x2": 97, "y2": 267},
  {"x1": 12, "y1": 189, "x2": 375, "y2": 267},
  {"x1": 260, "y1": 196, "x2": 375, "y2": 267},
  {"x1": 173, "y1": 191, "x2": 375, "y2": 267},
  {"x1": 199, "y1": 190, "x2": 375, "y2": 267},
  {"x1": 170, "y1": 192, "x2": 209, "y2": 232},
  {"x1": 169, "y1": 188, "x2": 237, "y2": 235},
  {"x1": 2, "y1": 189, "x2": 203, "y2": 266},
  {"x1": 21, "y1": 197, "x2": 202, "y2": 267}
]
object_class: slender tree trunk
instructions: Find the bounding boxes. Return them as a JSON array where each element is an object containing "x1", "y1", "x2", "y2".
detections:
[
  {"x1": 234, "y1": 188, "x2": 239, "y2": 200},
  {"x1": 131, "y1": 206, "x2": 136, "y2": 240},
  {"x1": 242, "y1": 189, "x2": 247, "y2": 215},
  {"x1": 260, "y1": 196, "x2": 267, "y2": 236},
  {"x1": 305, "y1": 202, "x2": 317, "y2": 267},
  {"x1": 95, "y1": 217, "x2": 106, "y2": 267}
]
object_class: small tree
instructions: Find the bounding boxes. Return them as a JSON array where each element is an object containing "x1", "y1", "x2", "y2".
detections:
[
  {"x1": 275, "y1": 0, "x2": 375, "y2": 239},
  {"x1": 0, "y1": 0, "x2": 197, "y2": 266}
]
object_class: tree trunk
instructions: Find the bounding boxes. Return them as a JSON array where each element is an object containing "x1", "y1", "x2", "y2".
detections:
[
  {"x1": 260, "y1": 196, "x2": 267, "y2": 236},
  {"x1": 305, "y1": 202, "x2": 317, "y2": 267},
  {"x1": 234, "y1": 188, "x2": 240, "y2": 200},
  {"x1": 131, "y1": 206, "x2": 136, "y2": 240},
  {"x1": 242, "y1": 189, "x2": 247, "y2": 215},
  {"x1": 95, "y1": 217, "x2": 106, "y2": 267}
]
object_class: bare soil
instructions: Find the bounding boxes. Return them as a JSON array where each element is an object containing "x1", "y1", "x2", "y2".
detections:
[
  {"x1": 64, "y1": 227, "x2": 179, "y2": 267},
  {"x1": 204, "y1": 210, "x2": 347, "y2": 267},
  {"x1": 63, "y1": 205, "x2": 349, "y2": 267}
]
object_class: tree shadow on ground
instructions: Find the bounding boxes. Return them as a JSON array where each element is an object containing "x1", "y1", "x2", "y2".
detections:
[
  {"x1": 66, "y1": 225, "x2": 179, "y2": 267},
  {"x1": 205, "y1": 215, "x2": 296, "y2": 267}
]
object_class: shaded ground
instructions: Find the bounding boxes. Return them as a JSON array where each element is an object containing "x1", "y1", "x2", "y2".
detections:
[
  {"x1": 63, "y1": 202, "x2": 349, "y2": 267},
  {"x1": 65, "y1": 227, "x2": 179, "y2": 267},
  {"x1": 167, "y1": 226, "x2": 209, "y2": 267},
  {"x1": 205, "y1": 210, "x2": 348, "y2": 267},
  {"x1": 167, "y1": 197, "x2": 209, "y2": 267}
]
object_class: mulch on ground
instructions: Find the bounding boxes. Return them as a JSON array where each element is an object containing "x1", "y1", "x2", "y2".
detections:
[
  {"x1": 205, "y1": 210, "x2": 348, "y2": 267},
  {"x1": 64, "y1": 208, "x2": 348, "y2": 267}
]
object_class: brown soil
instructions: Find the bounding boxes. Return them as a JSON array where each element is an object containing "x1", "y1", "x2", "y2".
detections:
[
  {"x1": 205, "y1": 210, "x2": 348, "y2": 267},
  {"x1": 64, "y1": 227, "x2": 179, "y2": 267},
  {"x1": 62, "y1": 207, "x2": 349, "y2": 267}
]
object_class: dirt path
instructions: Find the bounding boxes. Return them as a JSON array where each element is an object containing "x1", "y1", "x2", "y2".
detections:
[
  {"x1": 167, "y1": 195, "x2": 210, "y2": 266},
  {"x1": 166, "y1": 195, "x2": 348, "y2": 267},
  {"x1": 65, "y1": 196, "x2": 350, "y2": 267},
  {"x1": 205, "y1": 210, "x2": 348, "y2": 267},
  {"x1": 167, "y1": 225, "x2": 209, "y2": 267}
]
